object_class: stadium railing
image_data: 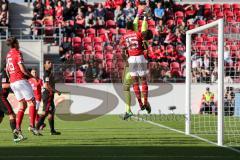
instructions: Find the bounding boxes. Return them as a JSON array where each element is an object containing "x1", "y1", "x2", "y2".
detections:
[{"x1": 0, "y1": 26, "x2": 63, "y2": 45}]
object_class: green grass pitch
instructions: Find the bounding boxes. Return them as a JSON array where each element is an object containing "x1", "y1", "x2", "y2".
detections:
[{"x1": 0, "y1": 115, "x2": 239, "y2": 160}]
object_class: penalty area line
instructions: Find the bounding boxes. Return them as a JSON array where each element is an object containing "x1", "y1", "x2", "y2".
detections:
[{"x1": 133, "y1": 116, "x2": 240, "y2": 154}]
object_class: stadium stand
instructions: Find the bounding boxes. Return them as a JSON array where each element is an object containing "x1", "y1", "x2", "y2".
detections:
[
  {"x1": 0, "y1": 0, "x2": 8, "y2": 27},
  {"x1": 28, "y1": 0, "x2": 240, "y2": 83}
]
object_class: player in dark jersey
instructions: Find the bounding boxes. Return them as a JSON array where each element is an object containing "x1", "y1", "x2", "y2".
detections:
[
  {"x1": 36, "y1": 60, "x2": 61, "y2": 135},
  {"x1": 0, "y1": 65, "x2": 22, "y2": 142}
]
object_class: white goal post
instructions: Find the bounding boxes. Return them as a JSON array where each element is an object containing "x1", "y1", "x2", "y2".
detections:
[{"x1": 185, "y1": 19, "x2": 224, "y2": 146}]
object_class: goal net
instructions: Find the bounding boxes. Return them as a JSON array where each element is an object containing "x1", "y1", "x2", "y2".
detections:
[{"x1": 185, "y1": 19, "x2": 240, "y2": 148}]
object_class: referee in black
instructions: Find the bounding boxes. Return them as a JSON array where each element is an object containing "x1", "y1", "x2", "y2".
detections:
[{"x1": 36, "y1": 60, "x2": 61, "y2": 135}]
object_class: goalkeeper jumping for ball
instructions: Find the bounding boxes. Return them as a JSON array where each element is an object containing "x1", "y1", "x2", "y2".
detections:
[{"x1": 120, "y1": 9, "x2": 153, "y2": 120}]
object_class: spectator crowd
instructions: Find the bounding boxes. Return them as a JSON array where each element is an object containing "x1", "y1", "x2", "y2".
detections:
[{"x1": 30, "y1": 0, "x2": 240, "y2": 83}]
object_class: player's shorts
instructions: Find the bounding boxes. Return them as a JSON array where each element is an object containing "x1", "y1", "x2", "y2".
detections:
[
  {"x1": 10, "y1": 79, "x2": 34, "y2": 101},
  {"x1": 128, "y1": 55, "x2": 148, "y2": 77},
  {"x1": 36, "y1": 100, "x2": 41, "y2": 110},
  {"x1": 42, "y1": 89, "x2": 55, "y2": 113}
]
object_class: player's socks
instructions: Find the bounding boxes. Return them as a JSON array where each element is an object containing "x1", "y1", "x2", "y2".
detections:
[
  {"x1": 124, "y1": 90, "x2": 131, "y2": 113},
  {"x1": 29, "y1": 105, "x2": 36, "y2": 128},
  {"x1": 36, "y1": 115, "x2": 46, "y2": 130},
  {"x1": 142, "y1": 81, "x2": 148, "y2": 106},
  {"x1": 16, "y1": 108, "x2": 25, "y2": 129},
  {"x1": 133, "y1": 82, "x2": 143, "y2": 108},
  {"x1": 9, "y1": 119, "x2": 16, "y2": 131},
  {"x1": 48, "y1": 116, "x2": 55, "y2": 133}
]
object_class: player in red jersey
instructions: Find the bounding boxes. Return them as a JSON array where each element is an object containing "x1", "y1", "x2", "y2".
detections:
[
  {"x1": 120, "y1": 13, "x2": 153, "y2": 113},
  {"x1": 28, "y1": 69, "x2": 43, "y2": 124},
  {"x1": 6, "y1": 37, "x2": 41, "y2": 137}
]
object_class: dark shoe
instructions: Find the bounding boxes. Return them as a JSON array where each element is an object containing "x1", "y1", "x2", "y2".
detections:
[
  {"x1": 123, "y1": 112, "x2": 133, "y2": 120},
  {"x1": 50, "y1": 130, "x2": 61, "y2": 135}
]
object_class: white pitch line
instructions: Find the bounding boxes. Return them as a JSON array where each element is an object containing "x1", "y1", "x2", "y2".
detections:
[{"x1": 133, "y1": 116, "x2": 240, "y2": 154}]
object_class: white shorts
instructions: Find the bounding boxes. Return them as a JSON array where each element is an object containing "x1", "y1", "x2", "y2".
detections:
[
  {"x1": 10, "y1": 79, "x2": 34, "y2": 101},
  {"x1": 36, "y1": 101, "x2": 41, "y2": 110},
  {"x1": 128, "y1": 55, "x2": 148, "y2": 77}
]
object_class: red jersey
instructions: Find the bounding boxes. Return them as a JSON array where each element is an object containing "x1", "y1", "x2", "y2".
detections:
[
  {"x1": 28, "y1": 78, "x2": 43, "y2": 101},
  {"x1": 120, "y1": 30, "x2": 144, "y2": 56},
  {"x1": 6, "y1": 48, "x2": 25, "y2": 83}
]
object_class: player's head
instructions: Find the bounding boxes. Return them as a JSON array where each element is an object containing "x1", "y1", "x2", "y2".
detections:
[
  {"x1": 126, "y1": 20, "x2": 134, "y2": 31},
  {"x1": 30, "y1": 68, "x2": 38, "y2": 78},
  {"x1": 6, "y1": 37, "x2": 19, "y2": 50},
  {"x1": 142, "y1": 29, "x2": 153, "y2": 40},
  {"x1": 44, "y1": 59, "x2": 52, "y2": 70}
]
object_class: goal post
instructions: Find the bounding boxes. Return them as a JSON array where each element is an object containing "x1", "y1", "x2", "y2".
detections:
[{"x1": 185, "y1": 19, "x2": 224, "y2": 146}]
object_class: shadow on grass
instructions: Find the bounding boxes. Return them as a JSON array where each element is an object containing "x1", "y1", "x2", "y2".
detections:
[{"x1": 0, "y1": 146, "x2": 239, "y2": 160}]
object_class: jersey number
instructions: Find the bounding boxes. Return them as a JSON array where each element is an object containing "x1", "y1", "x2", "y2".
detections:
[
  {"x1": 7, "y1": 58, "x2": 15, "y2": 71},
  {"x1": 126, "y1": 37, "x2": 139, "y2": 50}
]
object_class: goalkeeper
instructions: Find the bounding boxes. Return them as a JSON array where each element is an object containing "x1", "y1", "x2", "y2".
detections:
[{"x1": 121, "y1": 10, "x2": 153, "y2": 120}]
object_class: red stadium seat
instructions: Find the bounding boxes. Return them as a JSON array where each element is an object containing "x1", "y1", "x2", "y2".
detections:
[
  {"x1": 237, "y1": 16, "x2": 240, "y2": 22},
  {"x1": 105, "y1": 45, "x2": 114, "y2": 52},
  {"x1": 105, "y1": 53, "x2": 114, "y2": 62},
  {"x1": 197, "y1": 20, "x2": 206, "y2": 26},
  {"x1": 93, "y1": 37, "x2": 103, "y2": 46},
  {"x1": 119, "y1": 28, "x2": 126, "y2": 35},
  {"x1": 204, "y1": 4, "x2": 211, "y2": 10},
  {"x1": 213, "y1": 4, "x2": 221, "y2": 12},
  {"x1": 106, "y1": 20, "x2": 116, "y2": 28},
  {"x1": 82, "y1": 37, "x2": 92, "y2": 47},
  {"x1": 109, "y1": 28, "x2": 117, "y2": 34},
  {"x1": 72, "y1": 37, "x2": 82, "y2": 53},
  {"x1": 106, "y1": 61, "x2": 114, "y2": 70},
  {"x1": 176, "y1": 19, "x2": 184, "y2": 26},
  {"x1": 76, "y1": 70, "x2": 84, "y2": 83},
  {"x1": 148, "y1": 20, "x2": 155, "y2": 28},
  {"x1": 117, "y1": 61, "x2": 124, "y2": 69},
  {"x1": 94, "y1": 45, "x2": 103, "y2": 54},
  {"x1": 75, "y1": 29, "x2": 85, "y2": 38},
  {"x1": 84, "y1": 45, "x2": 93, "y2": 55},
  {"x1": 175, "y1": 11, "x2": 184, "y2": 19},
  {"x1": 108, "y1": 28, "x2": 117, "y2": 41},
  {"x1": 170, "y1": 62, "x2": 181, "y2": 77},
  {"x1": 223, "y1": 4, "x2": 231, "y2": 12},
  {"x1": 95, "y1": 53, "x2": 104, "y2": 61},
  {"x1": 97, "y1": 28, "x2": 108, "y2": 41},
  {"x1": 216, "y1": 12, "x2": 224, "y2": 19},
  {"x1": 115, "y1": 51, "x2": 123, "y2": 60},
  {"x1": 195, "y1": 36, "x2": 203, "y2": 42},
  {"x1": 86, "y1": 28, "x2": 96, "y2": 39},
  {"x1": 73, "y1": 53, "x2": 83, "y2": 64},
  {"x1": 233, "y1": 4, "x2": 240, "y2": 13}
]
